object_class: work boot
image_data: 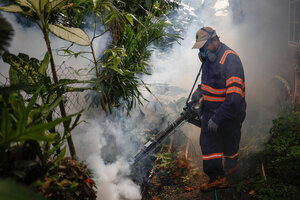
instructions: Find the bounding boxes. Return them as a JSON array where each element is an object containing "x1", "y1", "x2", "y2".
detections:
[{"x1": 200, "y1": 176, "x2": 229, "y2": 192}]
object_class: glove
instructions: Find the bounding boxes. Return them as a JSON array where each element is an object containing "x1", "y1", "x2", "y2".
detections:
[
  {"x1": 187, "y1": 100, "x2": 195, "y2": 108},
  {"x1": 208, "y1": 118, "x2": 218, "y2": 133},
  {"x1": 183, "y1": 100, "x2": 195, "y2": 111}
]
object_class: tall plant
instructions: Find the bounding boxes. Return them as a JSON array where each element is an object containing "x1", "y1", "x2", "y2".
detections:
[
  {"x1": 66, "y1": 0, "x2": 179, "y2": 111},
  {"x1": 0, "y1": 0, "x2": 91, "y2": 158},
  {"x1": 0, "y1": 87, "x2": 77, "y2": 183}
]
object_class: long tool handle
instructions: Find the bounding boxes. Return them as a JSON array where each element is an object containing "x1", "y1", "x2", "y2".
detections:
[
  {"x1": 134, "y1": 111, "x2": 193, "y2": 163},
  {"x1": 185, "y1": 63, "x2": 204, "y2": 105}
]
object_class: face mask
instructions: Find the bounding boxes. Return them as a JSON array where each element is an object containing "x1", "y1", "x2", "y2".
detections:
[
  {"x1": 207, "y1": 50, "x2": 217, "y2": 63},
  {"x1": 198, "y1": 47, "x2": 208, "y2": 62},
  {"x1": 198, "y1": 47, "x2": 217, "y2": 63}
]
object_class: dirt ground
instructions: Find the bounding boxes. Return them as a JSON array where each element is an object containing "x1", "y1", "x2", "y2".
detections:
[{"x1": 141, "y1": 168, "x2": 250, "y2": 200}]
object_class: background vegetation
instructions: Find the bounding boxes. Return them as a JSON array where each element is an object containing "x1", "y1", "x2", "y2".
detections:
[{"x1": 0, "y1": 0, "x2": 180, "y2": 198}]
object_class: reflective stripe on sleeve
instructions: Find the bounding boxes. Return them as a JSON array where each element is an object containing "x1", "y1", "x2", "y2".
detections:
[
  {"x1": 201, "y1": 84, "x2": 226, "y2": 95},
  {"x1": 203, "y1": 94, "x2": 226, "y2": 102},
  {"x1": 226, "y1": 86, "x2": 244, "y2": 96},
  {"x1": 226, "y1": 76, "x2": 244, "y2": 87}
]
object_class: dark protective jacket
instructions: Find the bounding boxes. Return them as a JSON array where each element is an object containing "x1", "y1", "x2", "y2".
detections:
[{"x1": 195, "y1": 43, "x2": 246, "y2": 125}]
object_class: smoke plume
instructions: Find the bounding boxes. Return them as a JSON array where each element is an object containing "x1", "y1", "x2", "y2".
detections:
[{"x1": 0, "y1": 0, "x2": 290, "y2": 199}]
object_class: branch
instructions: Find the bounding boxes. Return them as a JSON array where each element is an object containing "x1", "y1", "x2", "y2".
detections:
[{"x1": 94, "y1": 29, "x2": 109, "y2": 39}]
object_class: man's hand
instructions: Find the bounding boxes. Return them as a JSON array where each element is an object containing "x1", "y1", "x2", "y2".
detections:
[
  {"x1": 208, "y1": 118, "x2": 218, "y2": 133},
  {"x1": 187, "y1": 101, "x2": 195, "y2": 108}
]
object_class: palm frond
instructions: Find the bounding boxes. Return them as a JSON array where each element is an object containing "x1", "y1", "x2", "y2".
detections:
[{"x1": 0, "y1": 14, "x2": 14, "y2": 55}]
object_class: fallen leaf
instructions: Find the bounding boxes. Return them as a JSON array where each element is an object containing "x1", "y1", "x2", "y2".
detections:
[
  {"x1": 152, "y1": 196, "x2": 160, "y2": 200},
  {"x1": 58, "y1": 165, "x2": 67, "y2": 169},
  {"x1": 75, "y1": 191, "x2": 81, "y2": 196},
  {"x1": 60, "y1": 179, "x2": 72, "y2": 186},
  {"x1": 173, "y1": 171, "x2": 181, "y2": 177},
  {"x1": 184, "y1": 186, "x2": 193, "y2": 191},
  {"x1": 41, "y1": 178, "x2": 53, "y2": 190},
  {"x1": 249, "y1": 190, "x2": 255, "y2": 195}
]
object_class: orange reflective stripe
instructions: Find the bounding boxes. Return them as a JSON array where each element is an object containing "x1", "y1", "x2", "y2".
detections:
[
  {"x1": 203, "y1": 94, "x2": 226, "y2": 102},
  {"x1": 203, "y1": 152, "x2": 239, "y2": 160},
  {"x1": 219, "y1": 50, "x2": 238, "y2": 64},
  {"x1": 226, "y1": 86, "x2": 244, "y2": 96},
  {"x1": 226, "y1": 76, "x2": 244, "y2": 87},
  {"x1": 202, "y1": 153, "x2": 223, "y2": 160},
  {"x1": 223, "y1": 152, "x2": 239, "y2": 159},
  {"x1": 201, "y1": 84, "x2": 226, "y2": 95}
]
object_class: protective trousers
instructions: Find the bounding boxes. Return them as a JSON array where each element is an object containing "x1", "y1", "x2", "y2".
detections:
[{"x1": 200, "y1": 116, "x2": 242, "y2": 182}]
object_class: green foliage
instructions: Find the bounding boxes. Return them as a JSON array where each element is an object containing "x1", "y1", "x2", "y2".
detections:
[
  {"x1": 0, "y1": 88, "x2": 76, "y2": 183},
  {"x1": 240, "y1": 172, "x2": 297, "y2": 200},
  {"x1": 3, "y1": 51, "x2": 50, "y2": 90},
  {"x1": 37, "y1": 157, "x2": 96, "y2": 199},
  {"x1": 62, "y1": 0, "x2": 180, "y2": 112},
  {"x1": 0, "y1": 0, "x2": 90, "y2": 46},
  {"x1": 121, "y1": 0, "x2": 179, "y2": 19},
  {"x1": 152, "y1": 149, "x2": 196, "y2": 187},
  {"x1": 3, "y1": 51, "x2": 95, "y2": 97},
  {"x1": 154, "y1": 151, "x2": 177, "y2": 174},
  {"x1": 99, "y1": 12, "x2": 176, "y2": 111},
  {"x1": 238, "y1": 112, "x2": 300, "y2": 199},
  {"x1": 264, "y1": 112, "x2": 300, "y2": 185}
]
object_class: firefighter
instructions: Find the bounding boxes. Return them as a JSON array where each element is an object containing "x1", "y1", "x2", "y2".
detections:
[{"x1": 190, "y1": 27, "x2": 246, "y2": 192}]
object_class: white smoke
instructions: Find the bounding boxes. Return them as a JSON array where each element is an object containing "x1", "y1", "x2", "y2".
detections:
[
  {"x1": 0, "y1": 11, "x2": 142, "y2": 200},
  {"x1": 73, "y1": 117, "x2": 141, "y2": 200},
  {"x1": 0, "y1": 0, "x2": 290, "y2": 199},
  {"x1": 143, "y1": 0, "x2": 289, "y2": 160}
]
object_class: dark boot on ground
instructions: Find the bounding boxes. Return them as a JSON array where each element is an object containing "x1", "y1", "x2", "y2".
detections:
[{"x1": 200, "y1": 176, "x2": 229, "y2": 192}]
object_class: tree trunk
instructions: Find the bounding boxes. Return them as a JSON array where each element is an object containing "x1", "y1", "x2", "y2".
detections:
[
  {"x1": 43, "y1": 29, "x2": 76, "y2": 159},
  {"x1": 294, "y1": 66, "x2": 298, "y2": 112}
]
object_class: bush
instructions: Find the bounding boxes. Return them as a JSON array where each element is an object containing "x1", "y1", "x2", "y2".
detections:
[
  {"x1": 0, "y1": 89, "x2": 71, "y2": 183},
  {"x1": 248, "y1": 175, "x2": 297, "y2": 200},
  {"x1": 264, "y1": 112, "x2": 300, "y2": 185},
  {"x1": 238, "y1": 112, "x2": 300, "y2": 200},
  {"x1": 38, "y1": 157, "x2": 96, "y2": 200}
]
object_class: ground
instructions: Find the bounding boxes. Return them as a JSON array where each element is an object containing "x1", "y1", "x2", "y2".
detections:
[{"x1": 139, "y1": 151, "x2": 250, "y2": 200}]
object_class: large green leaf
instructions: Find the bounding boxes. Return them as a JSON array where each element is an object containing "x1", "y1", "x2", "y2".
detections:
[
  {"x1": 23, "y1": 114, "x2": 72, "y2": 136},
  {"x1": 39, "y1": 52, "x2": 50, "y2": 75},
  {"x1": 40, "y1": 0, "x2": 49, "y2": 12},
  {"x1": 9, "y1": 68, "x2": 22, "y2": 86},
  {"x1": 47, "y1": 140, "x2": 64, "y2": 157},
  {"x1": 48, "y1": 23, "x2": 90, "y2": 46},
  {"x1": 25, "y1": 0, "x2": 40, "y2": 14},
  {"x1": 45, "y1": 0, "x2": 67, "y2": 13},
  {"x1": 40, "y1": 97, "x2": 62, "y2": 119},
  {"x1": 15, "y1": 0, "x2": 32, "y2": 9},
  {"x1": 0, "y1": 5, "x2": 23, "y2": 13},
  {"x1": 54, "y1": 145, "x2": 66, "y2": 166},
  {"x1": 18, "y1": 132, "x2": 58, "y2": 142}
]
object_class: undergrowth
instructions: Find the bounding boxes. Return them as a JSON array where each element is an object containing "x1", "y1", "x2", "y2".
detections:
[{"x1": 238, "y1": 112, "x2": 300, "y2": 200}]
